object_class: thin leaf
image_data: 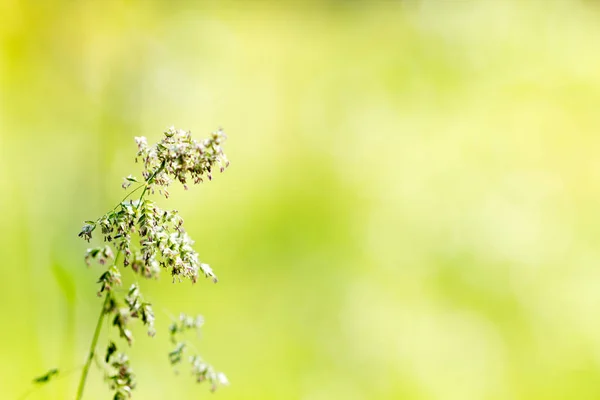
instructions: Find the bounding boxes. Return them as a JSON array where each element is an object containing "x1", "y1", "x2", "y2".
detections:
[{"x1": 33, "y1": 368, "x2": 59, "y2": 384}]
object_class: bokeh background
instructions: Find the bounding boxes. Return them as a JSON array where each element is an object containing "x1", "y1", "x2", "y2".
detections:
[{"x1": 3, "y1": 0, "x2": 600, "y2": 399}]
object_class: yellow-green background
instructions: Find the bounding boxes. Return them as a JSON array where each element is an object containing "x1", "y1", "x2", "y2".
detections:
[{"x1": 2, "y1": 0, "x2": 600, "y2": 399}]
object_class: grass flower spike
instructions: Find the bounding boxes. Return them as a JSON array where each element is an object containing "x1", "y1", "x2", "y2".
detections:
[{"x1": 74, "y1": 127, "x2": 229, "y2": 400}]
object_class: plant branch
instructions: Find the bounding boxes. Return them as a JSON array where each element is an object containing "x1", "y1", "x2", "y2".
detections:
[
  {"x1": 75, "y1": 292, "x2": 110, "y2": 400},
  {"x1": 105, "y1": 184, "x2": 145, "y2": 217},
  {"x1": 137, "y1": 160, "x2": 166, "y2": 205}
]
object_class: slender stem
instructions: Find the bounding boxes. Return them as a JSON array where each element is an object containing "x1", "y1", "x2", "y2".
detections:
[
  {"x1": 75, "y1": 292, "x2": 110, "y2": 400},
  {"x1": 104, "y1": 184, "x2": 145, "y2": 217},
  {"x1": 137, "y1": 160, "x2": 166, "y2": 205},
  {"x1": 117, "y1": 184, "x2": 145, "y2": 206}
]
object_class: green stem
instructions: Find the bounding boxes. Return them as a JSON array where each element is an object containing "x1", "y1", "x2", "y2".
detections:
[
  {"x1": 116, "y1": 184, "x2": 145, "y2": 208},
  {"x1": 100, "y1": 184, "x2": 145, "y2": 220},
  {"x1": 137, "y1": 160, "x2": 166, "y2": 205},
  {"x1": 75, "y1": 292, "x2": 110, "y2": 400}
]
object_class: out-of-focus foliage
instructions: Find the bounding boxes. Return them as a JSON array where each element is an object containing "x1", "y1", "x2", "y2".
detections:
[{"x1": 3, "y1": 0, "x2": 600, "y2": 399}]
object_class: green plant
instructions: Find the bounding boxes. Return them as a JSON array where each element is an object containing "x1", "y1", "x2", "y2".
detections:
[{"x1": 64, "y1": 126, "x2": 229, "y2": 399}]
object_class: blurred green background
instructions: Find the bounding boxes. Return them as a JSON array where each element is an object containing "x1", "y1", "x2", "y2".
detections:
[{"x1": 3, "y1": 0, "x2": 600, "y2": 399}]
